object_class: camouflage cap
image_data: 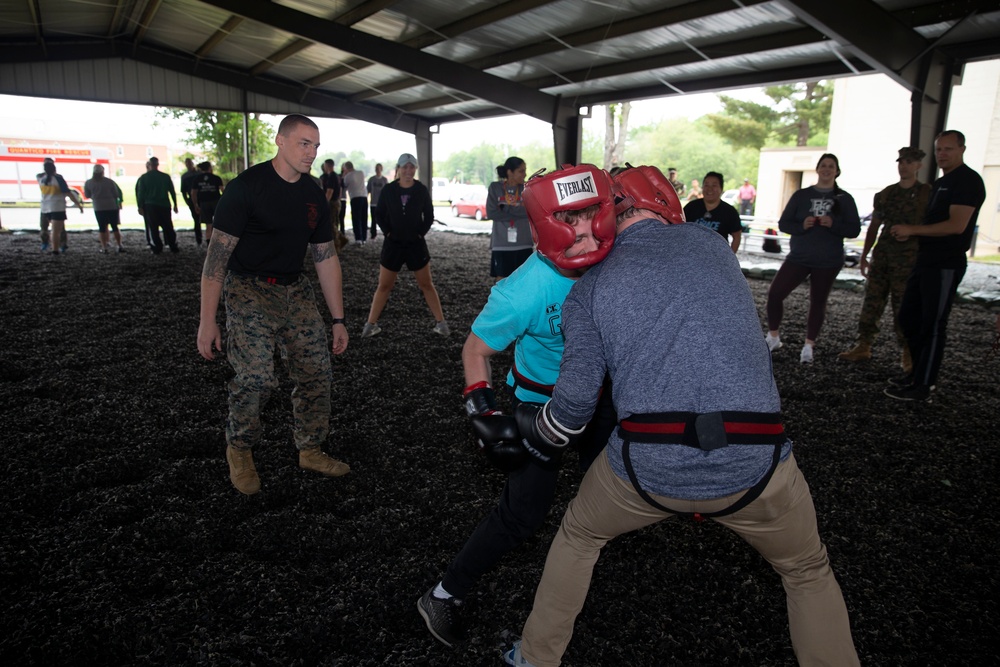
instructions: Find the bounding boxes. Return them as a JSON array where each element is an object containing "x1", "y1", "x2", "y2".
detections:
[{"x1": 896, "y1": 146, "x2": 926, "y2": 162}]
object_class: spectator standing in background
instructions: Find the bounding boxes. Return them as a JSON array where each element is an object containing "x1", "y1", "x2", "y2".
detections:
[
  {"x1": 135, "y1": 156, "x2": 179, "y2": 254},
  {"x1": 37, "y1": 158, "x2": 83, "y2": 254},
  {"x1": 486, "y1": 156, "x2": 534, "y2": 279},
  {"x1": 190, "y1": 161, "x2": 225, "y2": 249},
  {"x1": 343, "y1": 161, "x2": 368, "y2": 245},
  {"x1": 360, "y1": 153, "x2": 449, "y2": 338},
  {"x1": 739, "y1": 178, "x2": 757, "y2": 216},
  {"x1": 83, "y1": 164, "x2": 125, "y2": 254},
  {"x1": 667, "y1": 167, "x2": 685, "y2": 198},
  {"x1": 686, "y1": 178, "x2": 702, "y2": 202},
  {"x1": 367, "y1": 163, "x2": 388, "y2": 240},
  {"x1": 764, "y1": 154, "x2": 861, "y2": 363},
  {"x1": 838, "y1": 147, "x2": 929, "y2": 371},
  {"x1": 684, "y1": 171, "x2": 742, "y2": 253},
  {"x1": 180, "y1": 158, "x2": 200, "y2": 228},
  {"x1": 884, "y1": 130, "x2": 986, "y2": 402},
  {"x1": 338, "y1": 164, "x2": 349, "y2": 239}
]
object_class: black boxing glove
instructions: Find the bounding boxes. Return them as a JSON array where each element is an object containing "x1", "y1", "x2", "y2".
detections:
[
  {"x1": 464, "y1": 381, "x2": 499, "y2": 417},
  {"x1": 514, "y1": 400, "x2": 585, "y2": 468},
  {"x1": 469, "y1": 414, "x2": 528, "y2": 472}
]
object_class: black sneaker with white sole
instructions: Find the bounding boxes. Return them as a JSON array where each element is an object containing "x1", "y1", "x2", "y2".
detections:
[
  {"x1": 887, "y1": 373, "x2": 935, "y2": 391},
  {"x1": 417, "y1": 587, "x2": 466, "y2": 647},
  {"x1": 884, "y1": 384, "x2": 932, "y2": 402}
]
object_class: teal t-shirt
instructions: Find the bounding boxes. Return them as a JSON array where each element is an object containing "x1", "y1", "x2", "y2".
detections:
[{"x1": 471, "y1": 252, "x2": 575, "y2": 403}]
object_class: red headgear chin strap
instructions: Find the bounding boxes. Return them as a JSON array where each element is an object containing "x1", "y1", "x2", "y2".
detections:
[
  {"x1": 522, "y1": 164, "x2": 616, "y2": 271},
  {"x1": 611, "y1": 165, "x2": 685, "y2": 225}
]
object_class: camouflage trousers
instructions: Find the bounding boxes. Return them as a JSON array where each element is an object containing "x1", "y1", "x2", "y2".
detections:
[
  {"x1": 857, "y1": 246, "x2": 916, "y2": 347},
  {"x1": 224, "y1": 273, "x2": 332, "y2": 451}
]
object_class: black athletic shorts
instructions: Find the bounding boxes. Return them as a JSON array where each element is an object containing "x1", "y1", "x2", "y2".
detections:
[
  {"x1": 198, "y1": 200, "x2": 218, "y2": 225},
  {"x1": 490, "y1": 248, "x2": 533, "y2": 278},
  {"x1": 381, "y1": 237, "x2": 430, "y2": 272},
  {"x1": 95, "y1": 209, "x2": 120, "y2": 232}
]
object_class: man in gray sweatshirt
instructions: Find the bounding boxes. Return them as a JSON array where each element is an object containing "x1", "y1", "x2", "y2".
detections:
[{"x1": 506, "y1": 165, "x2": 859, "y2": 667}]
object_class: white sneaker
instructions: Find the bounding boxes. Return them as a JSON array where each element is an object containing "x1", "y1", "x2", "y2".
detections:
[
  {"x1": 800, "y1": 344, "x2": 814, "y2": 364},
  {"x1": 360, "y1": 322, "x2": 382, "y2": 338},
  {"x1": 765, "y1": 333, "x2": 782, "y2": 352},
  {"x1": 432, "y1": 320, "x2": 450, "y2": 336}
]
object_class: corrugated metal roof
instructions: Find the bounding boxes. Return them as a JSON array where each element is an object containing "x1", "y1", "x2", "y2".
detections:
[{"x1": 0, "y1": 0, "x2": 997, "y2": 133}]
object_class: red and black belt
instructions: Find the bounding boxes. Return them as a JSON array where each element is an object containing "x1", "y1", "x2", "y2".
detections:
[
  {"x1": 618, "y1": 411, "x2": 786, "y2": 520},
  {"x1": 618, "y1": 411, "x2": 785, "y2": 450},
  {"x1": 510, "y1": 359, "x2": 555, "y2": 398},
  {"x1": 232, "y1": 271, "x2": 301, "y2": 286}
]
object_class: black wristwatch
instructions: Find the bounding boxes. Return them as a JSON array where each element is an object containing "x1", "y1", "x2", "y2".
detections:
[{"x1": 332, "y1": 318, "x2": 346, "y2": 326}]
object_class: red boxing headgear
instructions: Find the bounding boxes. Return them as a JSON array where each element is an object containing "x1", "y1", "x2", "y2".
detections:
[
  {"x1": 522, "y1": 164, "x2": 616, "y2": 270},
  {"x1": 611, "y1": 165, "x2": 685, "y2": 225}
]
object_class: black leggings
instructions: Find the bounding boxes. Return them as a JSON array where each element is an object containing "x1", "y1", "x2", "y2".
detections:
[
  {"x1": 898, "y1": 264, "x2": 965, "y2": 386},
  {"x1": 766, "y1": 261, "x2": 841, "y2": 341}
]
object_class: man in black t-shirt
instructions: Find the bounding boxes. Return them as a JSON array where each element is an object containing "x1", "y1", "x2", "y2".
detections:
[
  {"x1": 180, "y1": 158, "x2": 200, "y2": 227},
  {"x1": 884, "y1": 130, "x2": 986, "y2": 402},
  {"x1": 190, "y1": 161, "x2": 224, "y2": 247},
  {"x1": 197, "y1": 114, "x2": 351, "y2": 495},
  {"x1": 683, "y1": 171, "x2": 742, "y2": 252},
  {"x1": 321, "y1": 158, "x2": 348, "y2": 251}
]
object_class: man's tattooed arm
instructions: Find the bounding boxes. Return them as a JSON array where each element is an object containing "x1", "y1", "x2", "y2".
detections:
[
  {"x1": 311, "y1": 241, "x2": 336, "y2": 265},
  {"x1": 203, "y1": 230, "x2": 239, "y2": 282}
]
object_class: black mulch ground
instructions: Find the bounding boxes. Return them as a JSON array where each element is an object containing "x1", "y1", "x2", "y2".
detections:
[{"x1": 1, "y1": 228, "x2": 997, "y2": 667}]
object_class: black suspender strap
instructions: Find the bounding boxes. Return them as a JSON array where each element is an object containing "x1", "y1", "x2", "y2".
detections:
[{"x1": 620, "y1": 438, "x2": 782, "y2": 520}]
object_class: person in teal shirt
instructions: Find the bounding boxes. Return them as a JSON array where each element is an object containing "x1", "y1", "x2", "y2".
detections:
[{"x1": 416, "y1": 165, "x2": 618, "y2": 649}]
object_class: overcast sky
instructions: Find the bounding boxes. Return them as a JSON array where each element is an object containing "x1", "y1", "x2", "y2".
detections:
[{"x1": 0, "y1": 89, "x2": 769, "y2": 160}]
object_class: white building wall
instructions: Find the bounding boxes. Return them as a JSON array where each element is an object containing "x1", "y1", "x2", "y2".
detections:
[
  {"x1": 947, "y1": 59, "x2": 1000, "y2": 254},
  {"x1": 827, "y1": 74, "x2": 913, "y2": 216}
]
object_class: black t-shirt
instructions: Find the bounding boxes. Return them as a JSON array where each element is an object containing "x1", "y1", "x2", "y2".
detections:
[
  {"x1": 683, "y1": 199, "x2": 742, "y2": 238},
  {"x1": 194, "y1": 173, "x2": 224, "y2": 204},
  {"x1": 213, "y1": 161, "x2": 332, "y2": 279},
  {"x1": 374, "y1": 180, "x2": 434, "y2": 242},
  {"x1": 180, "y1": 169, "x2": 199, "y2": 205},
  {"x1": 916, "y1": 163, "x2": 986, "y2": 268},
  {"x1": 321, "y1": 172, "x2": 340, "y2": 201}
]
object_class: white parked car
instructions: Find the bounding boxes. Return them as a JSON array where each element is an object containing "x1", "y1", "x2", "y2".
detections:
[{"x1": 722, "y1": 189, "x2": 740, "y2": 207}]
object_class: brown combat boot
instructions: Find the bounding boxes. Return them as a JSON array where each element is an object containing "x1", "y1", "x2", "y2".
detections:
[
  {"x1": 299, "y1": 448, "x2": 350, "y2": 477},
  {"x1": 838, "y1": 341, "x2": 872, "y2": 362},
  {"x1": 901, "y1": 346, "x2": 913, "y2": 374},
  {"x1": 226, "y1": 445, "x2": 261, "y2": 495}
]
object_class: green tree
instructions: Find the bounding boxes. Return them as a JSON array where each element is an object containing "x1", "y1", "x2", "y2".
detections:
[
  {"x1": 765, "y1": 81, "x2": 833, "y2": 146},
  {"x1": 625, "y1": 117, "x2": 760, "y2": 193},
  {"x1": 706, "y1": 81, "x2": 833, "y2": 150},
  {"x1": 154, "y1": 108, "x2": 275, "y2": 181}
]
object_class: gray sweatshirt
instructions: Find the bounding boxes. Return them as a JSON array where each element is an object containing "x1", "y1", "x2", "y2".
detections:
[
  {"x1": 486, "y1": 181, "x2": 533, "y2": 251},
  {"x1": 778, "y1": 185, "x2": 861, "y2": 268},
  {"x1": 553, "y1": 220, "x2": 791, "y2": 499},
  {"x1": 84, "y1": 177, "x2": 123, "y2": 212}
]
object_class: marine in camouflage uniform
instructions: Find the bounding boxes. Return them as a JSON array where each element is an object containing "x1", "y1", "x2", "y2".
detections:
[
  {"x1": 224, "y1": 274, "x2": 332, "y2": 452},
  {"x1": 197, "y1": 114, "x2": 350, "y2": 496},
  {"x1": 840, "y1": 147, "x2": 930, "y2": 370}
]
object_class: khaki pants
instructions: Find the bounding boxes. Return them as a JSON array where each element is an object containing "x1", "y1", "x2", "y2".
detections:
[
  {"x1": 223, "y1": 273, "x2": 332, "y2": 451},
  {"x1": 520, "y1": 452, "x2": 859, "y2": 667}
]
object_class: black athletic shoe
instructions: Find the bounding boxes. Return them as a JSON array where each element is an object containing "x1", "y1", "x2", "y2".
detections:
[
  {"x1": 417, "y1": 587, "x2": 466, "y2": 647},
  {"x1": 884, "y1": 384, "x2": 931, "y2": 402},
  {"x1": 887, "y1": 373, "x2": 913, "y2": 387},
  {"x1": 888, "y1": 373, "x2": 935, "y2": 391}
]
